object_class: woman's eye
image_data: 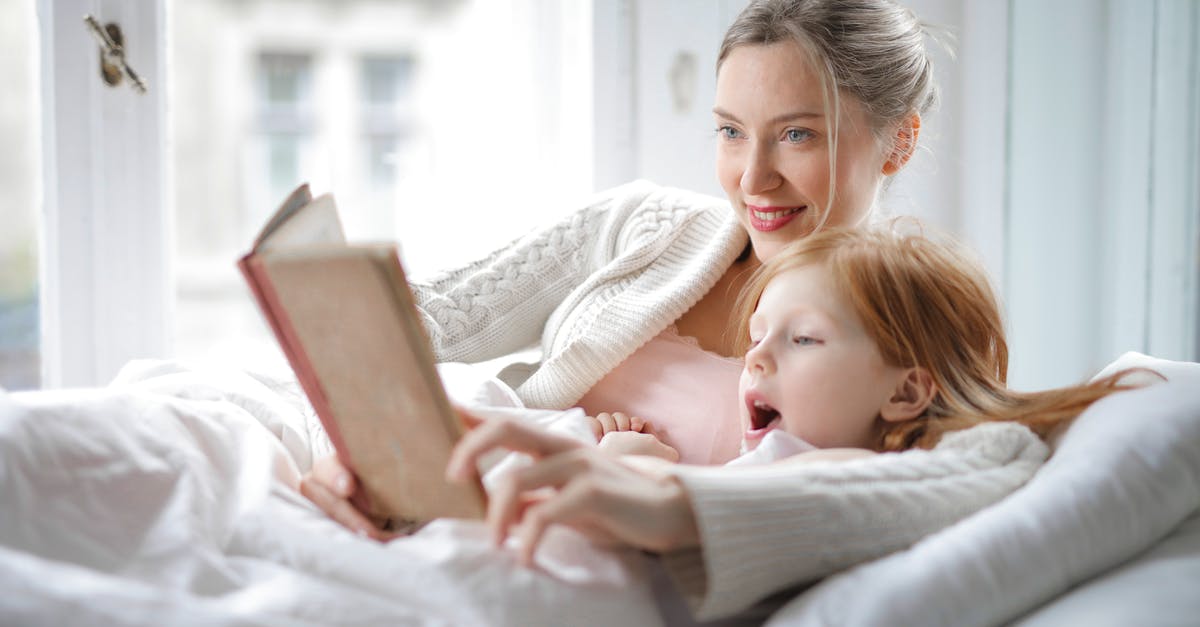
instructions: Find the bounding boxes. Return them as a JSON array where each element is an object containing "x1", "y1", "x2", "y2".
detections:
[
  {"x1": 784, "y1": 128, "x2": 813, "y2": 143},
  {"x1": 716, "y1": 125, "x2": 742, "y2": 140}
]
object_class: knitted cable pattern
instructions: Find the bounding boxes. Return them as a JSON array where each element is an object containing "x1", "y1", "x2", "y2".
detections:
[{"x1": 408, "y1": 181, "x2": 746, "y2": 409}]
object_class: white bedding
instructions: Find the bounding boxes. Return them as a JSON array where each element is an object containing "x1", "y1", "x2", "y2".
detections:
[
  {"x1": 0, "y1": 362, "x2": 660, "y2": 626},
  {"x1": 1, "y1": 353, "x2": 1198, "y2": 626}
]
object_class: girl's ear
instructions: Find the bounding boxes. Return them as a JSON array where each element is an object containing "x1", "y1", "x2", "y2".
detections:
[
  {"x1": 881, "y1": 113, "x2": 922, "y2": 176},
  {"x1": 880, "y1": 366, "x2": 936, "y2": 423}
]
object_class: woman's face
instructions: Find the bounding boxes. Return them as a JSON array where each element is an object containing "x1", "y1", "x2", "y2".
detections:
[{"x1": 715, "y1": 42, "x2": 889, "y2": 262}]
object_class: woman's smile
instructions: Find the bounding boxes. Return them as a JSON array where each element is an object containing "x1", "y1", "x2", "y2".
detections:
[{"x1": 747, "y1": 204, "x2": 806, "y2": 232}]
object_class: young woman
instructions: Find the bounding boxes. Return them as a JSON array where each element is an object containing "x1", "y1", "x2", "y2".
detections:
[{"x1": 304, "y1": 0, "x2": 972, "y2": 619}]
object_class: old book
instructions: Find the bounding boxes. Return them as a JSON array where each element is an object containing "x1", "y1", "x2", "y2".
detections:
[{"x1": 238, "y1": 183, "x2": 486, "y2": 526}]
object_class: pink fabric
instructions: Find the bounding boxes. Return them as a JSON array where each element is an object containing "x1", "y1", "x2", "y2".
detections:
[{"x1": 577, "y1": 325, "x2": 744, "y2": 465}]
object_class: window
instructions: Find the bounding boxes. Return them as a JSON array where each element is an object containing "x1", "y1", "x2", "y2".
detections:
[
  {"x1": 168, "y1": 0, "x2": 595, "y2": 369},
  {"x1": 0, "y1": 0, "x2": 40, "y2": 390}
]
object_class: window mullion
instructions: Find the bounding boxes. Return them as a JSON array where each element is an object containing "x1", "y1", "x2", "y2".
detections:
[{"x1": 39, "y1": 0, "x2": 169, "y2": 388}]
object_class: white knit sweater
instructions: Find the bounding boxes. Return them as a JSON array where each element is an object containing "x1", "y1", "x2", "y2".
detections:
[
  {"x1": 410, "y1": 180, "x2": 747, "y2": 409},
  {"x1": 662, "y1": 421, "x2": 1049, "y2": 620}
]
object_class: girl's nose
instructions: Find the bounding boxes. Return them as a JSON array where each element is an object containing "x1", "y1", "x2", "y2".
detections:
[
  {"x1": 740, "y1": 143, "x2": 781, "y2": 196},
  {"x1": 744, "y1": 340, "x2": 774, "y2": 374}
]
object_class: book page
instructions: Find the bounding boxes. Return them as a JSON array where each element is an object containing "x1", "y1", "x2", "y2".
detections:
[{"x1": 255, "y1": 192, "x2": 347, "y2": 253}]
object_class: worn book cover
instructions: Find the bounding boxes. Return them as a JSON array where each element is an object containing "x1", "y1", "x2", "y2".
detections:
[{"x1": 238, "y1": 184, "x2": 486, "y2": 525}]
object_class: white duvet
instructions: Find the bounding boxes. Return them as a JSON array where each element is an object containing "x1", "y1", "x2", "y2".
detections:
[
  {"x1": 0, "y1": 362, "x2": 660, "y2": 626},
  {"x1": 2, "y1": 353, "x2": 1198, "y2": 626}
]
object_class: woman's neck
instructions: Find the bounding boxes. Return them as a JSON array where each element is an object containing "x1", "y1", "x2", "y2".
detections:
[{"x1": 674, "y1": 253, "x2": 760, "y2": 357}]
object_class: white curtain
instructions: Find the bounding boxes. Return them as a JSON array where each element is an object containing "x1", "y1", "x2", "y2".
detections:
[{"x1": 1005, "y1": 0, "x2": 1199, "y2": 389}]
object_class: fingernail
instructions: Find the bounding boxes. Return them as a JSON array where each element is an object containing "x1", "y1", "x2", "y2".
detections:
[
  {"x1": 335, "y1": 473, "x2": 351, "y2": 495},
  {"x1": 355, "y1": 527, "x2": 370, "y2": 539}
]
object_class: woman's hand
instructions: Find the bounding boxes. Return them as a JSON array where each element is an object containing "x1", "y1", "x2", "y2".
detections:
[
  {"x1": 446, "y1": 415, "x2": 700, "y2": 565},
  {"x1": 299, "y1": 455, "x2": 399, "y2": 541}
]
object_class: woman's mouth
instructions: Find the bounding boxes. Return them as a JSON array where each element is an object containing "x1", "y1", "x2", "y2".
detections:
[{"x1": 747, "y1": 205, "x2": 805, "y2": 232}]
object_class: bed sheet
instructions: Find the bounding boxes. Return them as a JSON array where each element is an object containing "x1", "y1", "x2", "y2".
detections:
[{"x1": 0, "y1": 361, "x2": 663, "y2": 627}]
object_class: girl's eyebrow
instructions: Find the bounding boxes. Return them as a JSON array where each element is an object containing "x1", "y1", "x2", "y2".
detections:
[{"x1": 712, "y1": 107, "x2": 824, "y2": 126}]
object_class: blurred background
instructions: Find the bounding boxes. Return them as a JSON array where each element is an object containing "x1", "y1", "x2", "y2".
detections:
[{"x1": 1, "y1": 0, "x2": 1196, "y2": 392}]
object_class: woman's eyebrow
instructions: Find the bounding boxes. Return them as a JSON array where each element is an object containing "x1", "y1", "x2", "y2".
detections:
[{"x1": 712, "y1": 107, "x2": 824, "y2": 125}]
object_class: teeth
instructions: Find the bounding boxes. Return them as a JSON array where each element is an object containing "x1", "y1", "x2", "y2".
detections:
[
  {"x1": 754, "y1": 400, "x2": 770, "y2": 409},
  {"x1": 752, "y1": 207, "x2": 802, "y2": 221}
]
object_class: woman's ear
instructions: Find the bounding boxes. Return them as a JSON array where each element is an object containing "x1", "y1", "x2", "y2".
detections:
[
  {"x1": 880, "y1": 366, "x2": 936, "y2": 423},
  {"x1": 881, "y1": 113, "x2": 921, "y2": 176}
]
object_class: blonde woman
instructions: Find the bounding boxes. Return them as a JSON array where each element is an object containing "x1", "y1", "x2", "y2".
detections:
[{"x1": 304, "y1": 0, "x2": 987, "y2": 619}]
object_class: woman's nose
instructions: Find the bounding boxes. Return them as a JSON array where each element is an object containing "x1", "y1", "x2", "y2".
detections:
[{"x1": 740, "y1": 143, "x2": 781, "y2": 195}]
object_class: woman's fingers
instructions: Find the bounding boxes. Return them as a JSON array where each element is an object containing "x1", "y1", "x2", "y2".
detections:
[
  {"x1": 446, "y1": 416, "x2": 584, "y2": 482},
  {"x1": 486, "y1": 449, "x2": 596, "y2": 545},
  {"x1": 299, "y1": 473, "x2": 385, "y2": 539},
  {"x1": 611, "y1": 411, "x2": 631, "y2": 431},
  {"x1": 629, "y1": 414, "x2": 646, "y2": 432},
  {"x1": 311, "y1": 454, "x2": 356, "y2": 498},
  {"x1": 516, "y1": 479, "x2": 604, "y2": 566}
]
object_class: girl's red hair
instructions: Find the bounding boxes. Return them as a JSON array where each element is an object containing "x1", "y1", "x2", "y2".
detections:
[{"x1": 732, "y1": 224, "x2": 1142, "y2": 451}]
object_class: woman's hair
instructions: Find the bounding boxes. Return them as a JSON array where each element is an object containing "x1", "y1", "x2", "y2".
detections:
[
  {"x1": 718, "y1": 0, "x2": 942, "y2": 222},
  {"x1": 732, "y1": 225, "x2": 1142, "y2": 451}
]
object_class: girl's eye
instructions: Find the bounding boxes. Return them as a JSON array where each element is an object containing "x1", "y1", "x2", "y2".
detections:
[
  {"x1": 784, "y1": 128, "x2": 813, "y2": 143},
  {"x1": 791, "y1": 335, "x2": 818, "y2": 346},
  {"x1": 716, "y1": 125, "x2": 743, "y2": 140}
]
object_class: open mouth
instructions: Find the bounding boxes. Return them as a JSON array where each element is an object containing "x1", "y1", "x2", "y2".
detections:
[{"x1": 748, "y1": 399, "x2": 782, "y2": 433}]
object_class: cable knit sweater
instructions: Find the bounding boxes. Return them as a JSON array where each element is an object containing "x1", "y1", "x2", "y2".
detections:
[{"x1": 410, "y1": 180, "x2": 747, "y2": 409}]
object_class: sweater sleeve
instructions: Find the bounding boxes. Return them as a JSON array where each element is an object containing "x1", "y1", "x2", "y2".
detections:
[
  {"x1": 409, "y1": 181, "x2": 658, "y2": 363},
  {"x1": 660, "y1": 422, "x2": 1049, "y2": 620}
]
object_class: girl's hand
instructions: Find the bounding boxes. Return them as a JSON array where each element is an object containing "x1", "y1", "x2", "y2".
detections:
[
  {"x1": 588, "y1": 411, "x2": 680, "y2": 461},
  {"x1": 446, "y1": 415, "x2": 700, "y2": 565},
  {"x1": 299, "y1": 455, "x2": 400, "y2": 542},
  {"x1": 586, "y1": 411, "x2": 646, "y2": 441},
  {"x1": 598, "y1": 431, "x2": 681, "y2": 462}
]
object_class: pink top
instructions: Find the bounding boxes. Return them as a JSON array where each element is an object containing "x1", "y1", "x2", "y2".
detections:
[{"x1": 576, "y1": 325, "x2": 744, "y2": 465}]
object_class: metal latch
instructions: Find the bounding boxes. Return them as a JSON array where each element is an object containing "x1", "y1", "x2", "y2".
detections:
[{"x1": 83, "y1": 14, "x2": 148, "y2": 94}]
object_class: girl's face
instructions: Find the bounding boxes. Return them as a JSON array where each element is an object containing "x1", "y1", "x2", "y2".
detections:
[
  {"x1": 715, "y1": 42, "x2": 890, "y2": 262},
  {"x1": 739, "y1": 264, "x2": 906, "y2": 450}
]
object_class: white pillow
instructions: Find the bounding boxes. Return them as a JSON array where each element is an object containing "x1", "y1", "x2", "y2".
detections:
[{"x1": 767, "y1": 353, "x2": 1200, "y2": 626}]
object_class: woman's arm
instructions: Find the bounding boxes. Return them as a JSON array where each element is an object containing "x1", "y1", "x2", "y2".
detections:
[
  {"x1": 661, "y1": 422, "x2": 1049, "y2": 620},
  {"x1": 411, "y1": 181, "x2": 660, "y2": 363}
]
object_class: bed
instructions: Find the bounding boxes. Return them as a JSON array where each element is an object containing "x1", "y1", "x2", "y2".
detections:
[{"x1": 1, "y1": 352, "x2": 1197, "y2": 626}]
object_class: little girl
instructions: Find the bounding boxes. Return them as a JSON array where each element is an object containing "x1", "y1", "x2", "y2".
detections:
[{"x1": 590, "y1": 224, "x2": 1142, "y2": 464}]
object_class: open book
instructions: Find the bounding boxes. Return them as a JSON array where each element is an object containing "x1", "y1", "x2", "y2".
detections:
[{"x1": 238, "y1": 184, "x2": 486, "y2": 526}]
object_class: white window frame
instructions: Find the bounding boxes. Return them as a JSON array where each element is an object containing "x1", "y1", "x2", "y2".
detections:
[{"x1": 38, "y1": 0, "x2": 169, "y2": 388}]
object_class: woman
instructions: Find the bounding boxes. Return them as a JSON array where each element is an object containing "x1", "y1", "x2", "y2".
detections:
[{"x1": 306, "y1": 0, "x2": 970, "y2": 619}]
